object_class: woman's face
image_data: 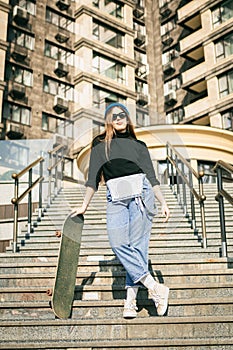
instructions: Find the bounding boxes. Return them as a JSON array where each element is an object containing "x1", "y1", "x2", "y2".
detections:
[{"x1": 111, "y1": 107, "x2": 128, "y2": 133}]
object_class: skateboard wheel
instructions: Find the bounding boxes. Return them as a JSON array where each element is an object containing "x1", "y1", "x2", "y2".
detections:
[
  {"x1": 55, "y1": 230, "x2": 62, "y2": 237},
  {"x1": 46, "y1": 288, "x2": 53, "y2": 296}
]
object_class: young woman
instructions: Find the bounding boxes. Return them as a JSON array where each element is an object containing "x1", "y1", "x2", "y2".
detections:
[{"x1": 72, "y1": 102, "x2": 170, "y2": 318}]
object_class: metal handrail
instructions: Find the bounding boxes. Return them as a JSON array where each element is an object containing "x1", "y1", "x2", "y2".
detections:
[
  {"x1": 166, "y1": 142, "x2": 207, "y2": 248},
  {"x1": 11, "y1": 157, "x2": 44, "y2": 253},
  {"x1": 212, "y1": 160, "x2": 233, "y2": 257},
  {"x1": 10, "y1": 144, "x2": 67, "y2": 253},
  {"x1": 47, "y1": 144, "x2": 66, "y2": 206}
]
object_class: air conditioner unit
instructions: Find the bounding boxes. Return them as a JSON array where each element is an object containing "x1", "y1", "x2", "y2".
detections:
[
  {"x1": 137, "y1": 93, "x2": 148, "y2": 106},
  {"x1": 164, "y1": 90, "x2": 177, "y2": 106},
  {"x1": 134, "y1": 32, "x2": 146, "y2": 47},
  {"x1": 163, "y1": 62, "x2": 175, "y2": 75},
  {"x1": 6, "y1": 123, "x2": 24, "y2": 139},
  {"x1": 53, "y1": 133, "x2": 68, "y2": 149},
  {"x1": 12, "y1": 44, "x2": 28, "y2": 61},
  {"x1": 133, "y1": 6, "x2": 144, "y2": 19},
  {"x1": 10, "y1": 82, "x2": 26, "y2": 100},
  {"x1": 54, "y1": 95, "x2": 69, "y2": 114},
  {"x1": 135, "y1": 64, "x2": 147, "y2": 78},
  {"x1": 55, "y1": 30, "x2": 70, "y2": 43},
  {"x1": 162, "y1": 34, "x2": 173, "y2": 47},
  {"x1": 160, "y1": 4, "x2": 172, "y2": 18},
  {"x1": 54, "y1": 61, "x2": 69, "y2": 78},
  {"x1": 56, "y1": 0, "x2": 71, "y2": 11},
  {"x1": 13, "y1": 6, "x2": 29, "y2": 26}
]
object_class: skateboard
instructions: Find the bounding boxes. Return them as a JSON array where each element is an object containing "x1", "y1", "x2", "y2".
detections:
[{"x1": 51, "y1": 213, "x2": 84, "y2": 319}]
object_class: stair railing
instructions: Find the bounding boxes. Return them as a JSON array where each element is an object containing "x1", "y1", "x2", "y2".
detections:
[
  {"x1": 166, "y1": 142, "x2": 207, "y2": 248},
  {"x1": 11, "y1": 144, "x2": 67, "y2": 253},
  {"x1": 47, "y1": 144, "x2": 65, "y2": 207},
  {"x1": 11, "y1": 157, "x2": 44, "y2": 253},
  {"x1": 212, "y1": 160, "x2": 233, "y2": 257}
]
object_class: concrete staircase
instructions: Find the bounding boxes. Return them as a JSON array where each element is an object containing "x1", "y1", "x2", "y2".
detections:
[{"x1": 0, "y1": 184, "x2": 233, "y2": 349}]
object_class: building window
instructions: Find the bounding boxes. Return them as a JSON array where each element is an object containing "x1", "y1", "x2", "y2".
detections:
[
  {"x1": 44, "y1": 41, "x2": 74, "y2": 65},
  {"x1": 215, "y1": 32, "x2": 233, "y2": 61},
  {"x1": 42, "y1": 113, "x2": 73, "y2": 137},
  {"x1": 18, "y1": 0, "x2": 36, "y2": 15},
  {"x1": 166, "y1": 107, "x2": 184, "y2": 124},
  {"x1": 160, "y1": 18, "x2": 176, "y2": 36},
  {"x1": 218, "y1": 69, "x2": 233, "y2": 97},
  {"x1": 104, "y1": 0, "x2": 123, "y2": 19},
  {"x1": 46, "y1": 8, "x2": 74, "y2": 32},
  {"x1": 136, "y1": 110, "x2": 149, "y2": 126},
  {"x1": 4, "y1": 103, "x2": 31, "y2": 125},
  {"x1": 92, "y1": 53, "x2": 125, "y2": 83},
  {"x1": 43, "y1": 76, "x2": 74, "y2": 101},
  {"x1": 162, "y1": 47, "x2": 179, "y2": 65},
  {"x1": 93, "y1": 85, "x2": 125, "y2": 109},
  {"x1": 93, "y1": 120, "x2": 105, "y2": 138},
  {"x1": 221, "y1": 110, "x2": 233, "y2": 130},
  {"x1": 7, "y1": 64, "x2": 33, "y2": 87},
  {"x1": 92, "y1": 20, "x2": 124, "y2": 50},
  {"x1": 164, "y1": 76, "x2": 181, "y2": 94},
  {"x1": 10, "y1": 28, "x2": 35, "y2": 50},
  {"x1": 159, "y1": 0, "x2": 172, "y2": 7},
  {"x1": 212, "y1": 0, "x2": 233, "y2": 28},
  {"x1": 92, "y1": 0, "x2": 123, "y2": 19}
]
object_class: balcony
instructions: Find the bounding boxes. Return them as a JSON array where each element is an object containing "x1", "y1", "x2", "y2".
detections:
[
  {"x1": 178, "y1": 0, "x2": 205, "y2": 26},
  {"x1": 54, "y1": 61, "x2": 69, "y2": 78},
  {"x1": 180, "y1": 28, "x2": 204, "y2": 56},
  {"x1": 164, "y1": 90, "x2": 177, "y2": 106},
  {"x1": 56, "y1": 0, "x2": 71, "y2": 11},
  {"x1": 182, "y1": 61, "x2": 207, "y2": 87},
  {"x1": 9, "y1": 83, "x2": 26, "y2": 100},
  {"x1": 136, "y1": 93, "x2": 148, "y2": 106},
  {"x1": 11, "y1": 45, "x2": 28, "y2": 61},
  {"x1": 13, "y1": 6, "x2": 29, "y2": 26},
  {"x1": 53, "y1": 96, "x2": 69, "y2": 114},
  {"x1": 6, "y1": 123, "x2": 25, "y2": 139}
]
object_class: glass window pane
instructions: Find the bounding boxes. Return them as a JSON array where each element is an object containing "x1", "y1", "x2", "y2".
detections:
[
  {"x1": 12, "y1": 106, "x2": 20, "y2": 122},
  {"x1": 21, "y1": 108, "x2": 30, "y2": 125}
]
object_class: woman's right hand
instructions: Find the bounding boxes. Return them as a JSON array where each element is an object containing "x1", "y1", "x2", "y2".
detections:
[{"x1": 71, "y1": 205, "x2": 87, "y2": 217}]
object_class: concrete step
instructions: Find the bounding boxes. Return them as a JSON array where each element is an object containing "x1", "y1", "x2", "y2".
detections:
[
  {"x1": 0, "y1": 316, "x2": 232, "y2": 348},
  {"x1": 1, "y1": 296, "x2": 233, "y2": 320},
  {"x1": 1, "y1": 280, "x2": 233, "y2": 302}
]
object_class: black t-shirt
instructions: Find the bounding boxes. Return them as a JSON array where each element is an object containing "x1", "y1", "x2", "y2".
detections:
[{"x1": 85, "y1": 131, "x2": 160, "y2": 191}]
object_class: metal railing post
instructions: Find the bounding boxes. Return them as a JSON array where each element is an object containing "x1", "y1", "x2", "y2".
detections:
[
  {"x1": 12, "y1": 176, "x2": 19, "y2": 253},
  {"x1": 38, "y1": 158, "x2": 44, "y2": 221},
  {"x1": 189, "y1": 170, "x2": 196, "y2": 231},
  {"x1": 181, "y1": 162, "x2": 187, "y2": 217},
  {"x1": 198, "y1": 171, "x2": 207, "y2": 249},
  {"x1": 216, "y1": 167, "x2": 227, "y2": 257},
  {"x1": 27, "y1": 168, "x2": 32, "y2": 234},
  {"x1": 48, "y1": 151, "x2": 52, "y2": 207}
]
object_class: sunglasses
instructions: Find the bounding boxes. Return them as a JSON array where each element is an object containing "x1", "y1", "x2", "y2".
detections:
[{"x1": 112, "y1": 112, "x2": 128, "y2": 121}]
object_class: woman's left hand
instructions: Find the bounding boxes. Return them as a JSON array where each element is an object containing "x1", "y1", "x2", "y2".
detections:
[{"x1": 161, "y1": 204, "x2": 170, "y2": 223}]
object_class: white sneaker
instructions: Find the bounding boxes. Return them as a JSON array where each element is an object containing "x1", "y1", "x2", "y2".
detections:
[
  {"x1": 123, "y1": 299, "x2": 138, "y2": 319},
  {"x1": 149, "y1": 283, "x2": 169, "y2": 316}
]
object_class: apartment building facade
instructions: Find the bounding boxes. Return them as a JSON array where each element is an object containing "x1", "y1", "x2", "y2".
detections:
[{"x1": 0, "y1": 0, "x2": 232, "y2": 179}]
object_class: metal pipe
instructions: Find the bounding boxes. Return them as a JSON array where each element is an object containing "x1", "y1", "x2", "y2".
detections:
[{"x1": 216, "y1": 167, "x2": 228, "y2": 257}]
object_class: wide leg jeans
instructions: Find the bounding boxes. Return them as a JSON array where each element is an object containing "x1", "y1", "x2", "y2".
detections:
[{"x1": 106, "y1": 177, "x2": 156, "y2": 288}]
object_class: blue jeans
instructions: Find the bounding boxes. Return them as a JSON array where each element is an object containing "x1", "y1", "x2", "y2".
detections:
[{"x1": 106, "y1": 177, "x2": 157, "y2": 288}]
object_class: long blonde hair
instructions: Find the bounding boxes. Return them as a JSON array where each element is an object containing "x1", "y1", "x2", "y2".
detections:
[{"x1": 100, "y1": 104, "x2": 137, "y2": 159}]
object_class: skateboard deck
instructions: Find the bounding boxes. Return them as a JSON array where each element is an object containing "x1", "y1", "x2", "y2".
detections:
[{"x1": 51, "y1": 213, "x2": 84, "y2": 319}]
